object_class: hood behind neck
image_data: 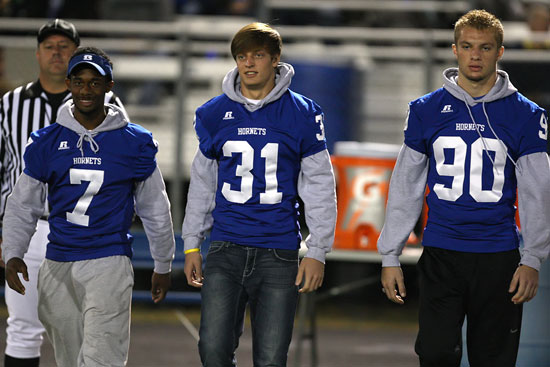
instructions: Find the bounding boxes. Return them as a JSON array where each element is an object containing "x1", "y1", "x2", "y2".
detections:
[
  {"x1": 442, "y1": 67, "x2": 517, "y2": 106},
  {"x1": 57, "y1": 100, "x2": 128, "y2": 134},
  {"x1": 222, "y1": 62, "x2": 294, "y2": 112}
]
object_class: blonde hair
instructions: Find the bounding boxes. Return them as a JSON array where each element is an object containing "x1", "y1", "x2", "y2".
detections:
[
  {"x1": 230, "y1": 22, "x2": 282, "y2": 60},
  {"x1": 454, "y1": 9, "x2": 504, "y2": 48}
]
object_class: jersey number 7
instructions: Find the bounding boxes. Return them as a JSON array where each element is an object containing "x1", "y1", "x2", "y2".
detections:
[{"x1": 66, "y1": 168, "x2": 104, "y2": 227}]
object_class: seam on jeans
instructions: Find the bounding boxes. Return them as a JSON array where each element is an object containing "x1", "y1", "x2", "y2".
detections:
[
  {"x1": 242, "y1": 248, "x2": 256, "y2": 280},
  {"x1": 207, "y1": 242, "x2": 226, "y2": 255},
  {"x1": 272, "y1": 249, "x2": 299, "y2": 262}
]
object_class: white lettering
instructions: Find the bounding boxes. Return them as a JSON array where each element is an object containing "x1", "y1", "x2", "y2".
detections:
[
  {"x1": 73, "y1": 157, "x2": 102, "y2": 165},
  {"x1": 237, "y1": 127, "x2": 267, "y2": 136},
  {"x1": 455, "y1": 123, "x2": 484, "y2": 132}
]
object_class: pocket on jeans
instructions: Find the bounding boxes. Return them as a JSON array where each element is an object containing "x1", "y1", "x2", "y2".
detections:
[
  {"x1": 272, "y1": 249, "x2": 299, "y2": 262},
  {"x1": 207, "y1": 241, "x2": 226, "y2": 255}
]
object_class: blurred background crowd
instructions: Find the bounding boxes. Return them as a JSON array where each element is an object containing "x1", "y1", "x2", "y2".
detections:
[{"x1": 0, "y1": 0, "x2": 548, "y2": 28}]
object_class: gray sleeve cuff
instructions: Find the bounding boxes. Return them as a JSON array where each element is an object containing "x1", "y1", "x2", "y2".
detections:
[
  {"x1": 304, "y1": 245, "x2": 327, "y2": 264},
  {"x1": 153, "y1": 260, "x2": 172, "y2": 274},
  {"x1": 381, "y1": 254, "x2": 401, "y2": 267},
  {"x1": 183, "y1": 236, "x2": 202, "y2": 252}
]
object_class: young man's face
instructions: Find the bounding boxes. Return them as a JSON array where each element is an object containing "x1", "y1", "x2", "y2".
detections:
[
  {"x1": 65, "y1": 67, "x2": 113, "y2": 116},
  {"x1": 452, "y1": 26, "x2": 504, "y2": 85},
  {"x1": 36, "y1": 34, "x2": 77, "y2": 79},
  {"x1": 235, "y1": 48, "x2": 279, "y2": 98}
]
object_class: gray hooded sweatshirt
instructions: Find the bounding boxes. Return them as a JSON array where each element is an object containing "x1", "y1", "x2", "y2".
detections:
[
  {"x1": 378, "y1": 68, "x2": 550, "y2": 271},
  {"x1": 2, "y1": 101, "x2": 175, "y2": 273},
  {"x1": 181, "y1": 63, "x2": 337, "y2": 263}
]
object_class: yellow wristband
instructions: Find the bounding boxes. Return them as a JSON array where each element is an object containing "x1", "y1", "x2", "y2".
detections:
[{"x1": 184, "y1": 248, "x2": 200, "y2": 255}]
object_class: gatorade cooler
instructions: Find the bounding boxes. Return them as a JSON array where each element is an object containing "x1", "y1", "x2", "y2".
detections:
[{"x1": 331, "y1": 141, "x2": 423, "y2": 251}]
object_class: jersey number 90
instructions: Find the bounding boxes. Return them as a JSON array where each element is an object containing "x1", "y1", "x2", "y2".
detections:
[{"x1": 433, "y1": 136, "x2": 506, "y2": 203}]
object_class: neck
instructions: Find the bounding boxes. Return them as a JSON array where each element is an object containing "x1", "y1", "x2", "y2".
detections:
[
  {"x1": 457, "y1": 72, "x2": 498, "y2": 98},
  {"x1": 74, "y1": 108, "x2": 106, "y2": 130},
  {"x1": 240, "y1": 80, "x2": 275, "y2": 100},
  {"x1": 39, "y1": 73, "x2": 68, "y2": 94}
]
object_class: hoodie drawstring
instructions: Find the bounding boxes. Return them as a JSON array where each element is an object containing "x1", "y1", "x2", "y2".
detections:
[
  {"x1": 462, "y1": 99, "x2": 521, "y2": 175},
  {"x1": 481, "y1": 103, "x2": 521, "y2": 174},
  {"x1": 76, "y1": 132, "x2": 99, "y2": 157}
]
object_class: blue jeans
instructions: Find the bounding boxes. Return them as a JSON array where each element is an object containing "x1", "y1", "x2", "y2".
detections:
[{"x1": 198, "y1": 241, "x2": 299, "y2": 367}]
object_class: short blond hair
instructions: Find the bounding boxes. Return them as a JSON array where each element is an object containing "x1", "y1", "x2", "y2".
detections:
[
  {"x1": 454, "y1": 9, "x2": 504, "y2": 48},
  {"x1": 230, "y1": 22, "x2": 282, "y2": 60}
]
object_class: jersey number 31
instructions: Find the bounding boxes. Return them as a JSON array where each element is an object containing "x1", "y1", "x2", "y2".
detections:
[{"x1": 222, "y1": 141, "x2": 282, "y2": 204}]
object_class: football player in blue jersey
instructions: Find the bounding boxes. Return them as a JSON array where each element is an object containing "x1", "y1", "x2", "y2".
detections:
[
  {"x1": 378, "y1": 9, "x2": 550, "y2": 367},
  {"x1": 181, "y1": 22, "x2": 337, "y2": 366},
  {"x1": 2, "y1": 47, "x2": 175, "y2": 366}
]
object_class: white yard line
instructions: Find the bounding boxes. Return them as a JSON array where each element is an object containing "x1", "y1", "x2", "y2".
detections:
[{"x1": 174, "y1": 310, "x2": 200, "y2": 341}]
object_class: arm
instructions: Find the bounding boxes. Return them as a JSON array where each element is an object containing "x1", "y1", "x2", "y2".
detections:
[
  {"x1": 378, "y1": 144, "x2": 428, "y2": 304},
  {"x1": 2, "y1": 173, "x2": 46, "y2": 294},
  {"x1": 134, "y1": 166, "x2": 175, "y2": 303},
  {"x1": 296, "y1": 149, "x2": 336, "y2": 293},
  {"x1": 181, "y1": 149, "x2": 217, "y2": 288},
  {"x1": 510, "y1": 152, "x2": 550, "y2": 303},
  {"x1": 0, "y1": 110, "x2": 5, "y2": 267},
  {"x1": 0, "y1": 96, "x2": 7, "y2": 229}
]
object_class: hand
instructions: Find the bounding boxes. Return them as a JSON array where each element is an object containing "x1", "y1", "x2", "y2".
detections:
[
  {"x1": 151, "y1": 272, "x2": 171, "y2": 303},
  {"x1": 381, "y1": 266, "x2": 406, "y2": 304},
  {"x1": 509, "y1": 265, "x2": 538, "y2": 304},
  {"x1": 5, "y1": 258, "x2": 28, "y2": 295},
  {"x1": 295, "y1": 257, "x2": 325, "y2": 293},
  {"x1": 184, "y1": 252, "x2": 203, "y2": 288}
]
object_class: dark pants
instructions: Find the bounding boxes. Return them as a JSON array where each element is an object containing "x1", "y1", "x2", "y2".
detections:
[
  {"x1": 198, "y1": 241, "x2": 299, "y2": 367},
  {"x1": 415, "y1": 246, "x2": 522, "y2": 367}
]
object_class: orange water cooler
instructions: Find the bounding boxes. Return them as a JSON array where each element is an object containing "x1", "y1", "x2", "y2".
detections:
[{"x1": 331, "y1": 142, "x2": 423, "y2": 251}]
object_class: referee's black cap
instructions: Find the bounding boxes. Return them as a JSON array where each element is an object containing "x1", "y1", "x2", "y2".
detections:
[{"x1": 37, "y1": 19, "x2": 80, "y2": 46}]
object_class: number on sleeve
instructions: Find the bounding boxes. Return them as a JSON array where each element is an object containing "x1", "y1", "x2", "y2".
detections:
[
  {"x1": 315, "y1": 114, "x2": 325, "y2": 141},
  {"x1": 539, "y1": 114, "x2": 548, "y2": 141},
  {"x1": 66, "y1": 168, "x2": 104, "y2": 227}
]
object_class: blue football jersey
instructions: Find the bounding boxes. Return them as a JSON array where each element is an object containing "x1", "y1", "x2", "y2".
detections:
[
  {"x1": 406, "y1": 88, "x2": 548, "y2": 253},
  {"x1": 23, "y1": 123, "x2": 157, "y2": 261},
  {"x1": 195, "y1": 90, "x2": 327, "y2": 250}
]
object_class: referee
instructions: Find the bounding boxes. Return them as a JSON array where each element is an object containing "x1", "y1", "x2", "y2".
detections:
[{"x1": 0, "y1": 19, "x2": 127, "y2": 367}]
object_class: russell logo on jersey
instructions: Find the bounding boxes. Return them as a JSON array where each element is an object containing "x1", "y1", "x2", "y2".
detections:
[
  {"x1": 441, "y1": 104, "x2": 454, "y2": 113},
  {"x1": 58, "y1": 141, "x2": 70, "y2": 150},
  {"x1": 223, "y1": 111, "x2": 235, "y2": 120}
]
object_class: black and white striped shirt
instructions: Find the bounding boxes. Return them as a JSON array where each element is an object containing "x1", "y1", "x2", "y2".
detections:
[{"x1": 0, "y1": 80, "x2": 127, "y2": 224}]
